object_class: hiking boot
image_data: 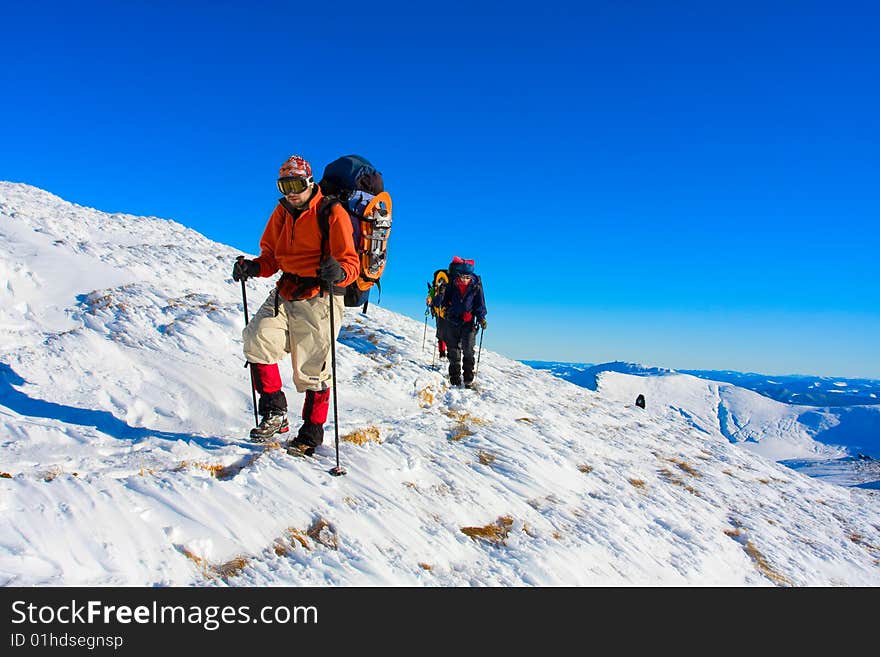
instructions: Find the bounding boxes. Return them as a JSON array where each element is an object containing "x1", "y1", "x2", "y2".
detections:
[
  {"x1": 464, "y1": 379, "x2": 475, "y2": 389},
  {"x1": 294, "y1": 421, "x2": 324, "y2": 448},
  {"x1": 287, "y1": 441, "x2": 315, "y2": 457},
  {"x1": 450, "y1": 377, "x2": 462, "y2": 387},
  {"x1": 250, "y1": 412, "x2": 289, "y2": 442},
  {"x1": 288, "y1": 421, "x2": 323, "y2": 457}
]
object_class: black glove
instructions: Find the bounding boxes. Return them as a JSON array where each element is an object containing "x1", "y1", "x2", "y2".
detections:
[
  {"x1": 479, "y1": 318, "x2": 487, "y2": 330},
  {"x1": 232, "y1": 258, "x2": 260, "y2": 282},
  {"x1": 318, "y1": 256, "x2": 345, "y2": 286}
]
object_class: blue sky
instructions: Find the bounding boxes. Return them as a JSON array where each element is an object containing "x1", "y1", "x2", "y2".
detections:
[{"x1": 2, "y1": 1, "x2": 878, "y2": 377}]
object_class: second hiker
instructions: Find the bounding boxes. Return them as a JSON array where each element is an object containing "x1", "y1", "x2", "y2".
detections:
[
  {"x1": 431, "y1": 256, "x2": 487, "y2": 388},
  {"x1": 426, "y1": 267, "x2": 449, "y2": 360},
  {"x1": 232, "y1": 154, "x2": 359, "y2": 453}
]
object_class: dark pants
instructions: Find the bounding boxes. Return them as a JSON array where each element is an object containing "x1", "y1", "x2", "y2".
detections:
[
  {"x1": 441, "y1": 321, "x2": 478, "y2": 384},
  {"x1": 435, "y1": 317, "x2": 448, "y2": 354}
]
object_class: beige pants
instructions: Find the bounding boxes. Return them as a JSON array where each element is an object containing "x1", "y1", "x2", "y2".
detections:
[{"x1": 242, "y1": 291, "x2": 344, "y2": 393}]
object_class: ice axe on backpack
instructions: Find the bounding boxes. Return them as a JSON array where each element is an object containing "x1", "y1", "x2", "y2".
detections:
[{"x1": 236, "y1": 256, "x2": 259, "y2": 428}]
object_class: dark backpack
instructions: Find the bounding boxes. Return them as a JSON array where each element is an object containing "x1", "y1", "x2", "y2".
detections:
[{"x1": 317, "y1": 155, "x2": 392, "y2": 312}]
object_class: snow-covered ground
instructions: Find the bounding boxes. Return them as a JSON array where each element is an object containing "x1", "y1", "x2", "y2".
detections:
[{"x1": 1, "y1": 181, "x2": 879, "y2": 586}]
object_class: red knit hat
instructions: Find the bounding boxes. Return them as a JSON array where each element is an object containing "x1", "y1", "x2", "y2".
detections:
[
  {"x1": 278, "y1": 154, "x2": 313, "y2": 179},
  {"x1": 449, "y1": 256, "x2": 474, "y2": 275}
]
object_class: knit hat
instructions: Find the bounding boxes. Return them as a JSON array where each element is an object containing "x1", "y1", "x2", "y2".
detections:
[
  {"x1": 448, "y1": 255, "x2": 474, "y2": 276},
  {"x1": 278, "y1": 154, "x2": 313, "y2": 179}
]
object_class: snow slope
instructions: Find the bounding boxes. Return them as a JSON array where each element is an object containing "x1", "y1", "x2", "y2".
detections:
[{"x1": 1, "y1": 182, "x2": 879, "y2": 586}]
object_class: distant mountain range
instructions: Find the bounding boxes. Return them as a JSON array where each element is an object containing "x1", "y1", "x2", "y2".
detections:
[
  {"x1": 522, "y1": 360, "x2": 880, "y2": 486},
  {"x1": 522, "y1": 360, "x2": 880, "y2": 407}
]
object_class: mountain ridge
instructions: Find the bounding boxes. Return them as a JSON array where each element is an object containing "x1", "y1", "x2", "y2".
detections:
[
  {"x1": 523, "y1": 360, "x2": 880, "y2": 483},
  {"x1": 523, "y1": 359, "x2": 880, "y2": 407}
]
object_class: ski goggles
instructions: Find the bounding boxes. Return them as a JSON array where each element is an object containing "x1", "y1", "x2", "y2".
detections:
[{"x1": 277, "y1": 176, "x2": 313, "y2": 195}]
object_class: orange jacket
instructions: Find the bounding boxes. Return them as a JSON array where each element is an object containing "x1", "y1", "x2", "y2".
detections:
[{"x1": 253, "y1": 188, "x2": 359, "y2": 299}]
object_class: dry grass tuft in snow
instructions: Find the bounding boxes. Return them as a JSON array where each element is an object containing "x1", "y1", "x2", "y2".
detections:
[
  {"x1": 461, "y1": 516, "x2": 515, "y2": 545},
  {"x1": 444, "y1": 409, "x2": 487, "y2": 442},
  {"x1": 723, "y1": 526, "x2": 790, "y2": 585},
  {"x1": 417, "y1": 385, "x2": 436, "y2": 407},
  {"x1": 478, "y1": 450, "x2": 495, "y2": 465},
  {"x1": 342, "y1": 426, "x2": 382, "y2": 445},
  {"x1": 442, "y1": 409, "x2": 487, "y2": 425},
  {"x1": 270, "y1": 524, "x2": 334, "y2": 554},
  {"x1": 667, "y1": 457, "x2": 701, "y2": 477},
  {"x1": 307, "y1": 519, "x2": 338, "y2": 550},
  {"x1": 274, "y1": 528, "x2": 312, "y2": 556},
  {"x1": 744, "y1": 541, "x2": 790, "y2": 586},
  {"x1": 448, "y1": 423, "x2": 473, "y2": 442},
  {"x1": 174, "y1": 460, "x2": 229, "y2": 476},
  {"x1": 179, "y1": 546, "x2": 249, "y2": 580},
  {"x1": 848, "y1": 532, "x2": 880, "y2": 557},
  {"x1": 658, "y1": 468, "x2": 700, "y2": 496},
  {"x1": 213, "y1": 557, "x2": 249, "y2": 579}
]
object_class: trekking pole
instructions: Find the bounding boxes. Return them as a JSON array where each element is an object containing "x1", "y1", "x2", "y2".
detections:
[
  {"x1": 422, "y1": 311, "x2": 429, "y2": 353},
  {"x1": 475, "y1": 325, "x2": 485, "y2": 375},
  {"x1": 325, "y1": 284, "x2": 346, "y2": 477},
  {"x1": 237, "y1": 256, "x2": 259, "y2": 428},
  {"x1": 422, "y1": 282, "x2": 432, "y2": 354}
]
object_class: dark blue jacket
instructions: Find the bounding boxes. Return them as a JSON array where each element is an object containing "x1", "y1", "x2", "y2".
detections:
[{"x1": 432, "y1": 274, "x2": 486, "y2": 326}]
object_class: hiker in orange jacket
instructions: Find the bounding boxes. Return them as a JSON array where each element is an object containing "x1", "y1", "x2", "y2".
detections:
[{"x1": 232, "y1": 154, "x2": 359, "y2": 453}]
